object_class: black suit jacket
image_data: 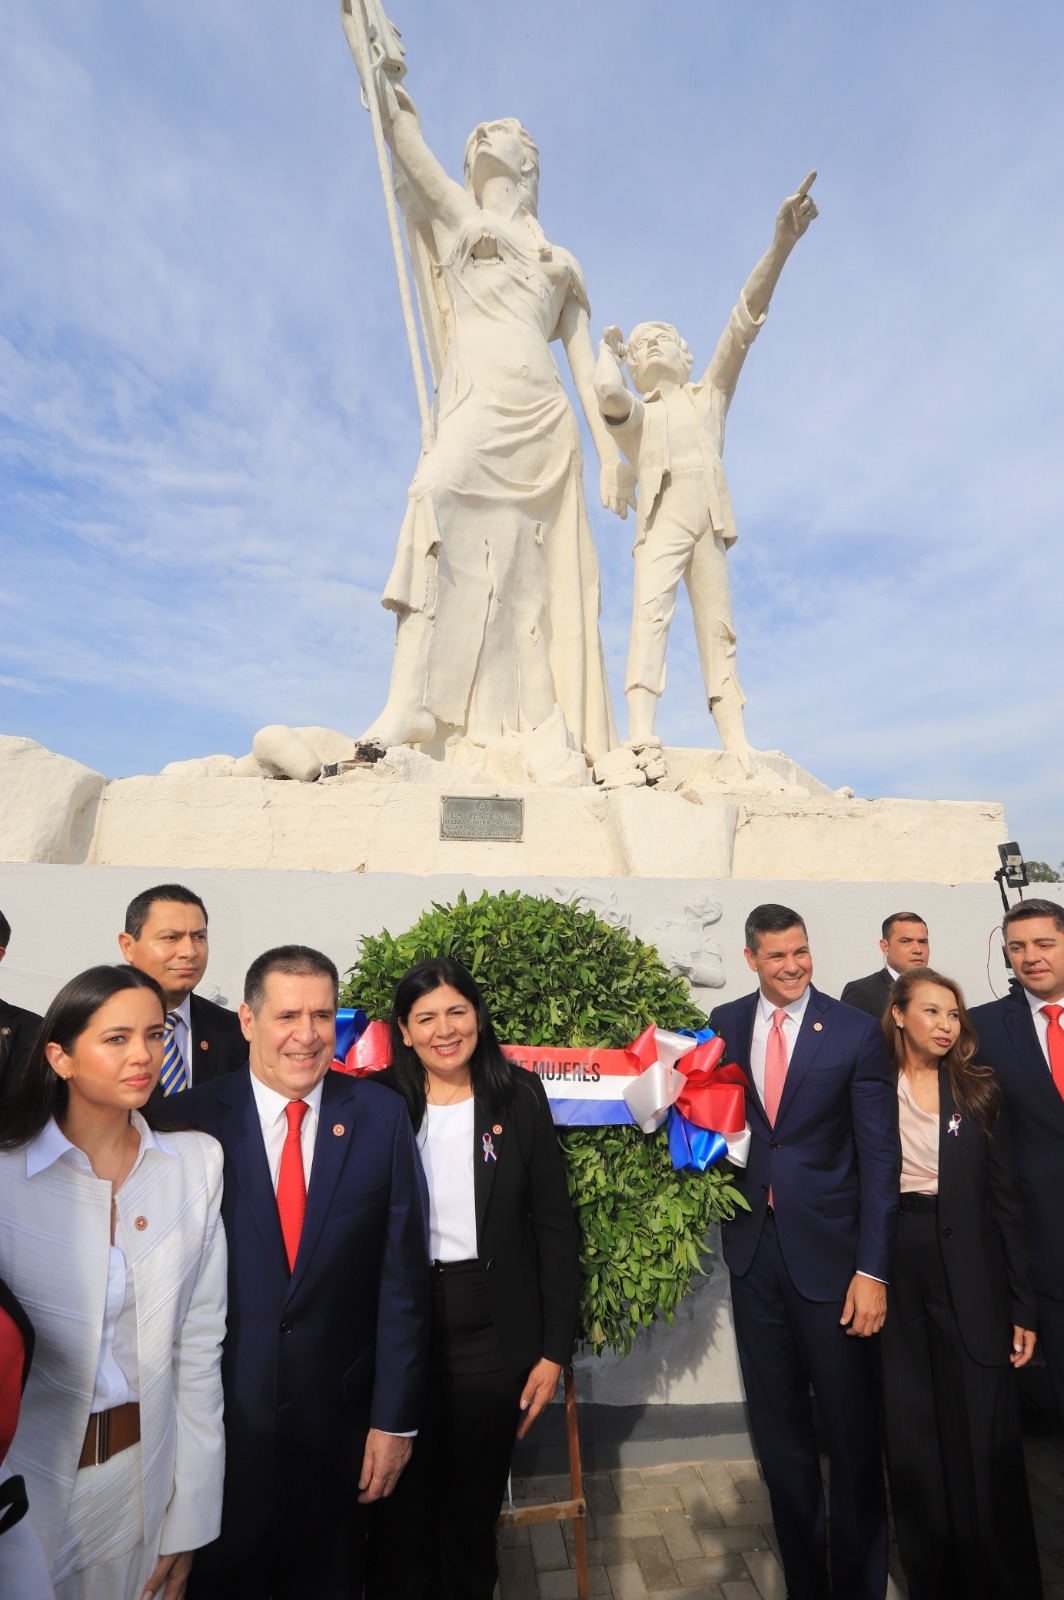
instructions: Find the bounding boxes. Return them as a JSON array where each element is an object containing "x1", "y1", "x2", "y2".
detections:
[
  {"x1": 188, "y1": 993, "x2": 247, "y2": 1081},
  {"x1": 0, "y1": 998, "x2": 42, "y2": 1109},
  {"x1": 930, "y1": 1069, "x2": 1036, "y2": 1364},
  {"x1": 970, "y1": 991, "x2": 1064, "y2": 1302},
  {"x1": 375, "y1": 1065, "x2": 581, "y2": 1378},
  {"x1": 146, "y1": 992, "x2": 246, "y2": 1114},
  {"x1": 178, "y1": 1067, "x2": 431, "y2": 1570},
  {"x1": 839, "y1": 968, "x2": 894, "y2": 1020}
]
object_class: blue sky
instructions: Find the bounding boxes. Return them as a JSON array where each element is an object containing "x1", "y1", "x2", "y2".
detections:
[{"x1": 2, "y1": 1, "x2": 1062, "y2": 861}]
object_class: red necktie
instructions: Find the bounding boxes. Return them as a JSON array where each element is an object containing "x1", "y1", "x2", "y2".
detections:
[
  {"x1": 277, "y1": 1100, "x2": 309, "y2": 1271},
  {"x1": 1041, "y1": 1005, "x2": 1064, "y2": 1098}
]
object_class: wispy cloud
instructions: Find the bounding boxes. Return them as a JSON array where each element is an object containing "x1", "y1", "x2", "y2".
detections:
[{"x1": 1, "y1": 0, "x2": 1062, "y2": 858}]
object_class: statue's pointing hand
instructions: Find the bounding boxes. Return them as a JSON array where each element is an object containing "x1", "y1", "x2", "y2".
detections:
[{"x1": 775, "y1": 170, "x2": 819, "y2": 245}]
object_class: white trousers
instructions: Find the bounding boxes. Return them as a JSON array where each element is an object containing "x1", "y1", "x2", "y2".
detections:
[{"x1": 52, "y1": 1443, "x2": 157, "y2": 1600}]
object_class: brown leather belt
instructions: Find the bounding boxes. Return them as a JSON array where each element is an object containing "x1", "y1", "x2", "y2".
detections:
[{"x1": 78, "y1": 1402, "x2": 140, "y2": 1469}]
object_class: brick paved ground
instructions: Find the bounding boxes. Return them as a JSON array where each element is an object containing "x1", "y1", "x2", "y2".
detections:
[{"x1": 497, "y1": 1430, "x2": 1064, "y2": 1599}]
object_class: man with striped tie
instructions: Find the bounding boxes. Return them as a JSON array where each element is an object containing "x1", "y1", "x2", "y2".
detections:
[{"x1": 118, "y1": 883, "x2": 246, "y2": 1103}]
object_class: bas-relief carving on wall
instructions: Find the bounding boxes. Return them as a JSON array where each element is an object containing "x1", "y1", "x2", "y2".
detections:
[{"x1": 564, "y1": 889, "x2": 726, "y2": 996}]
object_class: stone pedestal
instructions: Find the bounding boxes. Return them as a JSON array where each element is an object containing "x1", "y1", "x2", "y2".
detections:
[{"x1": 80, "y1": 751, "x2": 1004, "y2": 883}]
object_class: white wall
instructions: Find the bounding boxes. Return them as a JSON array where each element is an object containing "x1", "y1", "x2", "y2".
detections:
[
  {"x1": 2, "y1": 862, "x2": 1056, "y2": 1016},
  {"x1": 3, "y1": 863, "x2": 1059, "y2": 1404}
]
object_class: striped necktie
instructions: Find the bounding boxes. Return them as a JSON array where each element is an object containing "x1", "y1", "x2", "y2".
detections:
[{"x1": 160, "y1": 1012, "x2": 189, "y2": 1096}]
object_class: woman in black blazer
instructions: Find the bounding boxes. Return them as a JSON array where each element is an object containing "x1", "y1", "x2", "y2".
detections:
[
  {"x1": 365, "y1": 956, "x2": 581, "y2": 1600},
  {"x1": 882, "y1": 967, "x2": 1041, "y2": 1600}
]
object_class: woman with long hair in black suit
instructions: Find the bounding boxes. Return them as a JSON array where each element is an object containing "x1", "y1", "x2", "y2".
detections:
[
  {"x1": 365, "y1": 956, "x2": 580, "y2": 1600},
  {"x1": 882, "y1": 967, "x2": 1042, "y2": 1599}
]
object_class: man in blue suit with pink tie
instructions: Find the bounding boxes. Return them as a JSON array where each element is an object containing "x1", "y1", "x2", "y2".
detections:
[
  {"x1": 179, "y1": 945, "x2": 431, "y2": 1600},
  {"x1": 710, "y1": 904, "x2": 899, "y2": 1600}
]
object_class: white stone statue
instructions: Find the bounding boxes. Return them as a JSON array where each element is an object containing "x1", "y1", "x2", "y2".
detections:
[
  {"x1": 342, "y1": 5, "x2": 634, "y2": 763},
  {"x1": 593, "y1": 173, "x2": 819, "y2": 760}
]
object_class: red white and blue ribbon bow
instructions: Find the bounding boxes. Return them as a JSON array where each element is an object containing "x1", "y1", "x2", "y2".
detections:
[
  {"x1": 333, "y1": 1010, "x2": 749, "y2": 1174},
  {"x1": 623, "y1": 1026, "x2": 751, "y2": 1172}
]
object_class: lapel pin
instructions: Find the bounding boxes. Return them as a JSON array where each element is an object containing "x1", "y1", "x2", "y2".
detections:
[
  {"x1": 333, "y1": 1123, "x2": 345, "y2": 1137},
  {"x1": 134, "y1": 1215, "x2": 148, "y2": 1231},
  {"x1": 492, "y1": 1123, "x2": 503, "y2": 1136},
  {"x1": 200, "y1": 1040, "x2": 209, "y2": 1050},
  {"x1": 482, "y1": 1132, "x2": 497, "y2": 1163},
  {"x1": 948, "y1": 1114, "x2": 962, "y2": 1136},
  {"x1": 813, "y1": 1021, "x2": 823, "y2": 1032}
]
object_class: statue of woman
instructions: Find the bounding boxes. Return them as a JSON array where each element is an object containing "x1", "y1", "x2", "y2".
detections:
[{"x1": 343, "y1": 20, "x2": 632, "y2": 762}]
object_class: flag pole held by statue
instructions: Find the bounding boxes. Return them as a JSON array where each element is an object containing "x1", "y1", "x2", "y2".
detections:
[{"x1": 340, "y1": 0, "x2": 436, "y2": 452}]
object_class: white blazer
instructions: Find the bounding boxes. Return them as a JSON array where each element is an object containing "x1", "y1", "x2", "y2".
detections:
[{"x1": 0, "y1": 1114, "x2": 226, "y2": 1569}]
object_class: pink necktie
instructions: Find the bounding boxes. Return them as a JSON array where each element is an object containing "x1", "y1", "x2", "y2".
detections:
[
  {"x1": 277, "y1": 1100, "x2": 309, "y2": 1272},
  {"x1": 764, "y1": 1008, "x2": 789, "y2": 1125},
  {"x1": 1041, "y1": 1005, "x2": 1064, "y2": 1099},
  {"x1": 764, "y1": 1009, "x2": 788, "y2": 1211}
]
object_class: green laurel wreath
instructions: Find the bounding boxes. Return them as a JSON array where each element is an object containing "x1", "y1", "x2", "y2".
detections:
[{"x1": 340, "y1": 890, "x2": 748, "y2": 1356}]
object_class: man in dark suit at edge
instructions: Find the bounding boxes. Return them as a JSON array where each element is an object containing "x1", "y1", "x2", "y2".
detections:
[
  {"x1": 709, "y1": 904, "x2": 899, "y2": 1600},
  {"x1": 118, "y1": 883, "x2": 246, "y2": 1103},
  {"x1": 0, "y1": 910, "x2": 42, "y2": 1109},
  {"x1": 971, "y1": 897, "x2": 1064, "y2": 1420},
  {"x1": 180, "y1": 944, "x2": 431, "y2": 1598},
  {"x1": 840, "y1": 911, "x2": 930, "y2": 1019}
]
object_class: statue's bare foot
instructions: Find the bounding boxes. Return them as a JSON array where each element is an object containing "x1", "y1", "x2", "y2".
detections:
[{"x1": 360, "y1": 705, "x2": 437, "y2": 750}]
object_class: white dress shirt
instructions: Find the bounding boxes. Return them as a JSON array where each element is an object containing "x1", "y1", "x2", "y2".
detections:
[
  {"x1": 249, "y1": 1072, "x2": 325, "y2": 1191},
  {"x1": 1024, "y1": 984, "x2": 1064, "y2": 1069},
  {"x1": 749, "y1": 987, "x2": 811, "y2": 1105},
  {"x1": 25, "y1": 1113, "x2": 179, "y2": 1410},
  {"x1": 419, "y1": 1100, "x2": 478, "y2": 1262}
]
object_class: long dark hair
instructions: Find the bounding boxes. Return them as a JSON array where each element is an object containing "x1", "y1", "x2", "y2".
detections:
[
  {"x1": 883, "y1": 967, "x2": 1002, "y2": 1134},
  {"x1": 0, "y1": 965, "x2": 166, "y2": 1151},
  {"x1": 388, "y1": 957, "x2": 516, "y2": 1133}
]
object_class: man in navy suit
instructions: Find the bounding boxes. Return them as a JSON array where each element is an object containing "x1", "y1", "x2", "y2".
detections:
[
  {"x1": 971, "y1": 897, "x2": 1064, "y2": 1419},
  {"x1": 709, "y1": 904, "x2": 899, "y2": 1600},
  {"x1": 180, "y1": 945, "x2": 430, "y2": 1600}
]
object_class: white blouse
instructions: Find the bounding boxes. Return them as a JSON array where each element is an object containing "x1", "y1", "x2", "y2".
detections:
[{"x1": 419, "y1": 1100, "x2": 478, "y2": 1262}]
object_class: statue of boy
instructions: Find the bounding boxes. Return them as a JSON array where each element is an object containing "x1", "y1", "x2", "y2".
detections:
[{"x1": 593, "y1": 173, "x2": 818, "y2": 759}]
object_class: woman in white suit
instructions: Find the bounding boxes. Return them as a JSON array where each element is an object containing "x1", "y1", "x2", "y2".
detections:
[{"x1": 0, "y1": 965, "x2": 226, "y2": 1600}]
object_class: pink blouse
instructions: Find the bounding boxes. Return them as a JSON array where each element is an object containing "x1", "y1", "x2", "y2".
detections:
[{"x1": 898, "y1": 1072, "x2": 939, "y2": 1195}]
